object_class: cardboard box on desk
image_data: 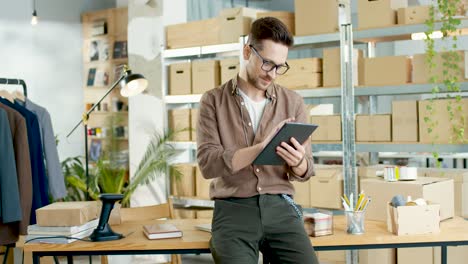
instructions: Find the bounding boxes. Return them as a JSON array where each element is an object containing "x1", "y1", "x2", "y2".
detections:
[
  {"x1": 358, "y1": 0, "x2": 398, "y2": 29},
  {"x1": 168, "y1": 109, "x2": 191, "y2": 141},
  {"x1": 192, "y1": 59, "x2": 220, "y2": 94},
  {"x1": 220, "y1": 58, "x2": 239, "y2": 84},
  {"x1": 257, "y1": 11, "x2": 295, "y2": 35},
  {"x1": 397, "y1": 6, "x2": 430, "y2": 25},
  {"x1": 323, "y1": 48, "x2": 364, "y2": 87},
  {"x1": 169, "y1": 63, "x2": 191, "y2": 95},
  {"x1": 422, "y1": 168, "x2": 468, "y2": 218},
  {"x1": 291, "y1": 180, "x2": 311, "y2": 208},
  {"x1": 166, "y1": 18, "x2": 220, "y2": 49},
  {"x1": 310, "y1": 165, "x2": 343, "y2": 209},
  {"x1": 392, "y1": 100, "x2": 418, "y2": 142},
  {"x1": 219, "y1": 7, "x2": 259, "y2": 43},
  {"x1": 295, "y1": 0, "x2": 338, "y2": 36},
  {"x1": 387, "y1": 202, "x2": 440, "y2": 235},
  {"x1": 36, "y1": 201, "x2": 98, "y2": 227},
  {"x1": 356, "y1": 114, "x2": 392, "y2": 142},
  {"x1": 412, "y1": 51, "x2": 466, "y2": 84},
  {"x1": 361, "y1": 177, "x2": 454, "y2": 221},
  {"x1": 362, "y1": 56, "x2": 411, "y2": 86},
  {"x1": 310, "y1": 115, "x2": 341, "y2": 141},
  {"x1": 276, "y1": 58, "x2": 322, "y2": 89},
  {"x1": 418, "y1": 98, "x2": 468, "y2": 143}
]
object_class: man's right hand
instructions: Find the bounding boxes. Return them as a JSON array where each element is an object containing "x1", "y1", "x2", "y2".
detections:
[{"x1": 261, "y1": 117, "x2": 295, "y2": 149}]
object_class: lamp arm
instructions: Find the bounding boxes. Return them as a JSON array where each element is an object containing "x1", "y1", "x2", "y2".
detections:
[{"x1": 66, "y1": 72, "x2": 127, "y2": 138}]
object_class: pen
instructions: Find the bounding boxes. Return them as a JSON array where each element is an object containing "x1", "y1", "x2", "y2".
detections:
[
  {"x1": 341, "y1": 197, "x2": 351, "y2": 211},
  {"x1": 355, "y1": 193, "x2": 365, "y2": 211},
  {"x1": 343, "y1": 194, "x2": 351, "y2": 207},
  {"x1": 361, "y1": 197, "x2": 372, "y2": 212}
]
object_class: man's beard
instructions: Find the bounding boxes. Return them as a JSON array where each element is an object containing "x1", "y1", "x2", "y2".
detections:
[{"x1": 246, "y1": 70, "x2": 272, "y2": 91}]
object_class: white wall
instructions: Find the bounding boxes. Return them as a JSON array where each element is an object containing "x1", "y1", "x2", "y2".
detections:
[{"x1": 0, "y1": 0, "x2": 115, "y2": 161}]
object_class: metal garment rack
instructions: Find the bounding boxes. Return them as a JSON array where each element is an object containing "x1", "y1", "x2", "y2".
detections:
[{"x1": 0, "y1": 78, "x2": 28, "y2": 97}]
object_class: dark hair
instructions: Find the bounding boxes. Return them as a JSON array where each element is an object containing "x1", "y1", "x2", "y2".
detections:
[{"x1": 248, "y1": 17, "x2": 294, "y2": 49}]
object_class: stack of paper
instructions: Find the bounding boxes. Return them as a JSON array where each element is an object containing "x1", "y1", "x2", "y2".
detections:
[{"x1": 25, "y1": 218, "x2": 99, "y2": 244}]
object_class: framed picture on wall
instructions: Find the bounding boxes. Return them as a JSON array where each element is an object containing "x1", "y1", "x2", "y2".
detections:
[
  {"x1": 88, "y1": 39, "x2": 109, "y2": 62},
  {"x1": 87, "y1": 68, "x2": 96, "y2": 86},
  {"x1": 113, "y1": 40, "x2": 128, "y2": 59}
]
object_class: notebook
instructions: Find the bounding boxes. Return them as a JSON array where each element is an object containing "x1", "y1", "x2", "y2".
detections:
[
  {"x1": 143, "y1": 223, "x2": 183, "y2": 240},
  {"x1": 195, "y1": 223, "x2": 212, "y2": 233}
]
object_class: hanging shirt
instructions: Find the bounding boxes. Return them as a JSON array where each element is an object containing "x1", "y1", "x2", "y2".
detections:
[
  {"x1": 0, "y1": 103, "x2": 33, "y2": 236},
  {"x1": 18, "y1": 98, "x2": 67, "y2": 200},
  {"x1": 0, "y1": 98, "x2": 49, "y2": 225},
  {"x1": 238, "y1": 88, "x2": 268, "y2": 134}
]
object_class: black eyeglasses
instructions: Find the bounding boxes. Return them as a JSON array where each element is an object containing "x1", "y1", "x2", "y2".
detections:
[{"x1": 249, "y1": 45, "x2": 290, "y2": 75}]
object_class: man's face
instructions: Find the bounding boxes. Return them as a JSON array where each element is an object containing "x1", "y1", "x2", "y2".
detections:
[{"x1": 244, "y1": 39, "x2": 289, "y2": 92}]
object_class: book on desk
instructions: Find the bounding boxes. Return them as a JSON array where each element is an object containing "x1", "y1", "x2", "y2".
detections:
[{"x1": 143, "y1": 223, "x2": 183, "y2": 240}]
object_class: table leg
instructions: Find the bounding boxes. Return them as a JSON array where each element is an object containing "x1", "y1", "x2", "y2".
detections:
[
  {"x1": 32, "y1": 253, "x2": 40, "y2": 264},
  {"x1": 441, "y1": 246, "x2": 447, "y2": 264},
  {"x1": 67, "y1": 255, "x2": 74, "y2": 264}
]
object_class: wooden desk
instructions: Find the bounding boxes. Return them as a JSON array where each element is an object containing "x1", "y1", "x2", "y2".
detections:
[{"x1": 23, "y1": 217, "x2": 468, "y2": 264}]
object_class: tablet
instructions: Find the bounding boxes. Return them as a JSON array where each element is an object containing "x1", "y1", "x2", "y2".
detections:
[{"x1": 253, "y1": 122, "x2": 318, "y2": 165}]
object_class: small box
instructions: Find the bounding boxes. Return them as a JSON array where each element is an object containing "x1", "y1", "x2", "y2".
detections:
[
  {"x1": 170, "y1": 163, "x2": 196, "y2": 197},
  {"x1": 362, "y1": 56, "x2": 411, "y2": 86},
  {"x1": 220, "y1": 58, "x2": 240, "y2": 84},
  {"x1": 166, "y1": 18, "x2": 220, "y2": 48},
  {"x1": 397, "y1": 6, "x2": 430, "y2": 25},
  {"x1": 192, "y1": 60, "x2": 220, "y2": 94},
  {"x1": 295, "y1": 0, "x2": 339, "y2": 35},
  {"x1": 36, "y1": 201, "x2": 99, "y2": 227},
  {"x1": 257, "y1": 11, "x2": 295, "y2": 35},
  {"x1": 195, "y1": 166, "x2": 211, "y2": 199},
  {"x1": 276, "y1": 58, "x2": 322, "y2": 89},
  {"x1": 359, "y1": 249, "x2": 396, "y2": 264},
  {"x1": 418, "y1": 98, "x2": 468, "y2": 143},
  {"x1": 291, "y1": 180, "x2": 311, "y2": 208},
  {"x1": 168, "y1": 109, "x2": 191, "y2": 141},
  {"x1": 190, "y1": 108, "x2": 199, "y2": 141},
  {"x1": 219, "y1": 7, "x2": 259, "y2": 43},
  {"x1": 303, "y1": 210, "x2": 333, "y2": 237},
  {"x1": 356, "y1": 115, "x2": 392, "y2": 142},
  {"x1": 310, "y1": 115, "x2": 342, "y2": 141},
  {"x1": 323, "y1": 48, "x2": 364, "y2": 87},
  {"x1": 361, "y1": 177, "x2": 454, "y2": 221},
  {"x1": 398, "y1": 248, "x2": 433, "y2": 264},
  {"x1": 387, "y1": 202, "x2": 440, "y2": 235},
  {"x1": 358, "y1": 0, "x2": 397, "y2": 29},
  {"x1": 169, "y1": 63, "x2": 191, "y2": 95},
  {"x1": 392, "y1": 100, "x2": 418, "y2": 142},
  {"x1": 310, "y1": 165, "x2": 343, "y2": 209},
  {"x1": 412, "y1": 52, "x2": 466, "y2": 84}
]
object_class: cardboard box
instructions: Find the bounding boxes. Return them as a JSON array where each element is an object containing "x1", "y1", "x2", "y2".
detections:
[
  {"x1": 257, "y1": 11, "x2": 295, "y2": 35},
  {"x1": 310, "y1": 115, "x2": 342, "y2": 141},
  {"x1": 170, "y1": 163, "x2": 196, "y2": 197},
  {"x1": 166, "y1": 18, "x2": 220, "y2": 49},
  {"x1": 356, "y1": 115, "x2": 392, "y2": 142},
  {"x1": 392, "y1": 100, "x2": 418, "y2": 142},
  {"x1": 359, "y1": 249, "x2": 396, "y2": 264},
  {"x1": 412, "y1": 51, "x2": 466, "y2": 84},
  {"x1": 168, "y1": 109, "x2": 191, "y2": 141},
  {"x1": 169, "y1": 63, "x2": 191, "y2": 95},
  {"x1": 192, "y1": 59, "x2": 220, "y2": 94},
  {"x1": 190, "y1": 108, "x2": 199, "y2": 141},
  {"x1": 220, "y1": 58, "x2": 240, "y2": 84},
  {"x1": 398, "y1": 248, "x2": 433, "y2": 264},
  {"x1": 196, "y1": 210, "x2": 214, "y2": 219},
  {"x1": 36, "y1": 201, "x2": 99, "y2": 227},
  {"x1": 358, "y1": 0, "x2": 397, "y2": 29},
  {"x1": 397, "y1": 6, "x2": 430, "y2": 25},
  {"x1": 387, "y1": 202, "x2": 440, "y2": 235},
  {"x1": 317, "y1": 250, "x2": 345, "y2": 264},
  {"x1": 276, "y1": 58, "x2": 322, "y2": 89},
  {"x1": 360, "y1": 177, "x2": 454, "y2": 221},
  {"x1": 195, "y1": 166, "x2": 211, "y2": 199},
  {"x1": 422, "y1": 168, "x2": 468, "y2": 218},
  {"x1": 418, "y1": 98, "x2": 468, "y2": 143},
  {"x1": 219, "y1": 7, "x2": 258, "y2": 43},
  {"x1": 434, "y1": 246, "x2": 468, "y2": 264},
  {"x1": 362, "y1": 56, "x2": 411, "y2": 86},
  {"x1": 291, "y1": 180, "x2": 311, "y2": 208},
  {"x1": 295, "y1": 0, "x2": 338, "y2": 35},
  {"x1": 322, "y1": 48, "x2": 364, "y2": 87},
  {"x1": 310, "y1": 165, "x2": 343, "y2": 209}
]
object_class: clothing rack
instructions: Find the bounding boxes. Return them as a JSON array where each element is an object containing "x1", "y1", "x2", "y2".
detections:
[{"x1": 0, "y1": 78, "x2": 28, "y2": 98}]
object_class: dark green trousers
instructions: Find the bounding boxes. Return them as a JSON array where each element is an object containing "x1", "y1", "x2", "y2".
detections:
[{"x1": 210, "y1": 194, "x2": 319, "y2": 264}]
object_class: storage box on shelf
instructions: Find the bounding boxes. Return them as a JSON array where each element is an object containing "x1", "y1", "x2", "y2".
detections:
[
  {"x1": 357, "y1": 0, "x2": 404, "y2": 29},
  {"x1": 257, "y1": 11, "x2": 295, "y2": 35},
  {"x1": 168, "y1": 109, "x2": 191, "y2": 141},
  {"x1": 275, "y1": 58, "x2": 322, "y2": 89},
  {"x1": 412, "y1": 51, "x2": 467, "y2": 84},
  {"x1": 170, "y1": 163, "x2": 196, "y2": 219},
  {"x1": 192, "y1": 59, "x2": 220, "y2": 94},
  {"x1": 219, "y1": 7, "x2": 259, "y2": 43},
  {"x1": 166, "y1": 18, "x2": 220, "y2": 49},
  {"x1": 361, "y1": 56, "x2": 411, "y2": 86},
  {"x1": 309, "y1": 115, "x2": 342, "y2": 142},
  {"x1": 397, "y1": 5, "x2": 430, "y2": 25},
  {"x1": 392, "y1": 100, "x2": 418, "y2": 142},
  {"x1": 295, "y1": 0, "x2": 338, "y2": 36},
  {"x1": 322, "y1": 48, "x2": 364, "y2": 87},
  {"x1": 220, "y1": 58, "x2": 240, "y2": 84},
  {"x1": 169, "y1": 63, "x2": 192, "y2": 95},
  {"x1": 356, "y1": 114, "x2": 392, "y2": 142}
]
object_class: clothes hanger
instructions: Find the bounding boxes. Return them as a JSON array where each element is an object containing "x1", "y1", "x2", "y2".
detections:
[
  {"x1": 0, "y1": 89, "x2": 15, "y2": 103},
  {"x1": 12, "y1": 90, "x2": 25, "y2": 102}
]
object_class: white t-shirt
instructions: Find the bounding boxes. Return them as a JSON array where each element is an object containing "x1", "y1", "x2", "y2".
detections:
[{"x1": 238, "y1": 89, "x2": 268, "y2": 134}]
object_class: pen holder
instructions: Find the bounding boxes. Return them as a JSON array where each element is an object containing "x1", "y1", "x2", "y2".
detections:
[{"x1": 345, "y1": 210, "x2": 365, "y2": 235}]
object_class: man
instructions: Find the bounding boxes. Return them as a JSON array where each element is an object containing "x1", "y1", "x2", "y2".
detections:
[{"x1": 197, "y1": 17, "x2": 318, "y2": 263}]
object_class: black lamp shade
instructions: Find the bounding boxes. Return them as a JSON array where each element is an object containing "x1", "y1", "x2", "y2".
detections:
[{"x1": 120, "y1": 73, "x2": 148, "y2": 97}]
